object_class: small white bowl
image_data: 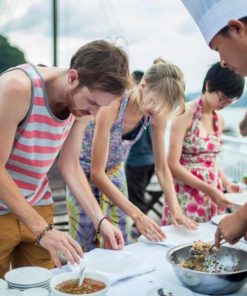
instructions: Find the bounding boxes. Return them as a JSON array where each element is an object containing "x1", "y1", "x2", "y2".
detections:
[
  {"x1": 50, "y1": 271, "x2": 109, "y2": 296},
  {"x1": 1, "y1": 289, "x2": 22, "y2": 296},
  {"x1": 22, "y1": 287, "x2": 49, "y2": 296},
  {"x1": 0, "y1": 278, "x2": 8, "y2": 291}
]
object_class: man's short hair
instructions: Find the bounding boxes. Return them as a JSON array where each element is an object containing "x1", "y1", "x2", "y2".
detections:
[{"x1": 70, "y1": 40, "x2": 131, "y2": 96}]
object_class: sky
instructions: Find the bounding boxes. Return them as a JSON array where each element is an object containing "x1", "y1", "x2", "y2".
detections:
[{"x1": 0, "y1": 0, "x2": 225, "y2": 93}]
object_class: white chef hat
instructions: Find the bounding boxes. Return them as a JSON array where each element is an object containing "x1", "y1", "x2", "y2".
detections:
[{"x1": 181, "y1": 0, "x2": 247, "y2": 44}]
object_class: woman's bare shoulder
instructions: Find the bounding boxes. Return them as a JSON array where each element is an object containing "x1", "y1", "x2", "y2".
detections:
[{"x1": 174, "y1": 100, "x2": 196, "y2": 121}]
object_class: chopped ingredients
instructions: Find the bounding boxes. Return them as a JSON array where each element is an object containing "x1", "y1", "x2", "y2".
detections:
[
  {"x1": 180, "y1": 241, "x2": 240, "y2": 273},
  {"x1": 55, "y1": 278, "x2": 106, "y2": 294}
]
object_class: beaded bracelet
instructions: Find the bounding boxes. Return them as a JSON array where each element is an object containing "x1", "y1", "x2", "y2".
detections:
[
  {"x1": 35, "y1": 224, "x2": 53, "y2": 245},
  {"x1": 97, "y1": 217, "x2": 108, "y2": 234}
]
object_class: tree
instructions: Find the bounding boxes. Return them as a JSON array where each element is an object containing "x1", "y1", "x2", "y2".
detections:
[{"x1": 0, "y1": 34, "x2": 27, "y2": 73}]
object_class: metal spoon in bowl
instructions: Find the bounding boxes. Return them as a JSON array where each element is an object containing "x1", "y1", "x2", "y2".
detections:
[
  {"x1": 78, "y1": 266, "x2": 86, "y2": 287},
  {"x1": 158, "y1": 288, "x2": 173, "y2": 296},
  {"x1": 207, "y1": 239, "x2": 226, "y2": 255}
]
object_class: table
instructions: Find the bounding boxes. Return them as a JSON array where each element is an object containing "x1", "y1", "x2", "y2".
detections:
[{"x1": 52, "y1": 223, "x2": 247, "y2": 296}]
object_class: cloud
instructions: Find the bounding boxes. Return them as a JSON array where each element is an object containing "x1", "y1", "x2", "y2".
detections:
[
  {"x1": 2, "y1": 0, "x2": 50, "y2": 35},
  {"x1": 1, "y1": 0, "x2": 222, "y2": 92}
]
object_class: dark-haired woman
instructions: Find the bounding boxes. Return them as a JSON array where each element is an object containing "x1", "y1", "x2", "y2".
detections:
[{"x1": 163, "y1": 62, "x2": 245, "y2": 224}]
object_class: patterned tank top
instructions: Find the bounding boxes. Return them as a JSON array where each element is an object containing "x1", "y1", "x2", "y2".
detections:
[
  {"x1": 0, "y1": 64, "x2": 74, "y2": 214},
  {"x1": 80, "y1": 97, "x2": 151, "y2": 174}
]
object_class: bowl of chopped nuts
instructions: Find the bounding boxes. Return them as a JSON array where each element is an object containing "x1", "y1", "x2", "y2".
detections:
[{"x1": 167, "y1": 241, "x2": 247, "y2": 295}]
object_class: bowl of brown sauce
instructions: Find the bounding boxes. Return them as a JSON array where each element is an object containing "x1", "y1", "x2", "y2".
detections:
[{"x1": 50, "y1": 271, "x2": 109, "y2": 296}]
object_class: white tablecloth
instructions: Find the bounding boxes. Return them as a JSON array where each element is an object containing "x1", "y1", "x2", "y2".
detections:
[{"x1": 52, "y1": 223, "x2": 247, "y2": 296}]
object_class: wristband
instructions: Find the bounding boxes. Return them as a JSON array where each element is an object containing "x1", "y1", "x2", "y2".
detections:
[
  {"x1": 35, "y1": 224, "x2": 53, "y2": 245},
  {"x1": 97, "y1": 217, "x2": 107, "y2": 234}
]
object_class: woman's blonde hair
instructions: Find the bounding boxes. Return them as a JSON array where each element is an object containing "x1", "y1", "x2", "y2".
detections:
[{"x1": 136, "y1": 57, "x2": 185, "y2": 116}]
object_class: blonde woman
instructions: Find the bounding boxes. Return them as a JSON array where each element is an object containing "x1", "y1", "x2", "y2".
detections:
[{"x1": 61, "y1": 59, "x2": 197, "y2": 251}]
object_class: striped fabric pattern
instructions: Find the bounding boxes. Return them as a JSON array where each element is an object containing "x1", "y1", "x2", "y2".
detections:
[{"x1": 1, "y1": 64, "x2": 74, "y2": 214}]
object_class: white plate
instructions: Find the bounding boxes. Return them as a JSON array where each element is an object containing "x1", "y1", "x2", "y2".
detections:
[
  {"x1": 1, "y1": 289, "x2": 23, "y2": 296},
  {"x1": 5, "y1": 267, "x2": 52, "y2": 286},
  {"x1": 8, "y1": 280, "x2": 50, "y2": 286},
  {"x1": 8, "y1": 281, "x2": 50, "y2": 287},
  {"x1": 22, "y1": 287, "x2": 49, "y2": 296},
  {"x1": 8, "y1": 284, "x2": 50, "y2": 291},
  {"x1": 0, "y1": 278, "x2": 8, "y2": 290},
  {"x1": 225, "y1": 192, "x2": 247, "y2": 206},
  {"x1": 147, "y1": 284, "x2": 194, "y2": 296}
]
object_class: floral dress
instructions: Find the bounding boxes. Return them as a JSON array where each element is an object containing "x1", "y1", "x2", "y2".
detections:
[{"x1": 162, "y1": 98, "x2": 226, "y2": 224}]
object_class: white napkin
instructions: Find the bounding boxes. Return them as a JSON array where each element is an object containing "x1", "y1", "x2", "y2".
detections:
[
  {"x1": 211, "y1": 213, "x2": 230, "y2": 225},
  {"x1": 225, "y1": 192, "x2": 247, "y2": 206},
  {"x1": 68, "y1": 257, "x2": 88, "y2": 272},
  {"x1": 138, "y1": 223, "x2": 216, "y2": 247},
  {"x1": 68, "y1": 248, "x2": 155, "y2": 284}
]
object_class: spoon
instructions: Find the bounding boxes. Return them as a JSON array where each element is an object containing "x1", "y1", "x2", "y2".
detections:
[
  {"x1": 78, "y1": 266, "x2": 86, "y2": 287},
  {"x1": 158, "y1": 288, "x2": 173, "y2": 296},
  {"x1": 207, "y1": 239, "x2": 226, "y2": 255}
]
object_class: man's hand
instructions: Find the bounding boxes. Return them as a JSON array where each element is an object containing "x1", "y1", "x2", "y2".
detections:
[
  {"x1": 215, "y1": 205, "x2": 247, "y2": 247},
  {"x1": 40, "y1": 228, "x2": 83, "y2": 267},
  {"x1": 99, "y1": 219, "x2": 124, "y2": 249}
]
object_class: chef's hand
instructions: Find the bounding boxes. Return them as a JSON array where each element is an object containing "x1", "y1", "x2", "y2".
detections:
[{"x1": 215, "y1": 204, "x2": 247, "y2": 247}]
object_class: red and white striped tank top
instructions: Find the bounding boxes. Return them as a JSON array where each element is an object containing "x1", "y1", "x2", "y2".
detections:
[{"x1": 0, "y1": 64, "x2": 74, "y2": 214}]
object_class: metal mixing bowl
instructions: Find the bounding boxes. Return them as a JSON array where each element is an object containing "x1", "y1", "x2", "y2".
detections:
[{"x1": 166, "y1": 243, "x2": 247, "y2": 295}]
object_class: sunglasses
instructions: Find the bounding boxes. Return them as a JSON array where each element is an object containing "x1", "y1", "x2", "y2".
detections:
[{"x1": 216, "y1": 91, "x2": 238, "y2": 105}]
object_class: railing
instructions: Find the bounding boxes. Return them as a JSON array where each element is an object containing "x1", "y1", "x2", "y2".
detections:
[
  {"x1": 48, "y1": 158, "x2": 68, "y2": 231},
  {"x1": 217, "y1": 134, "x2": 247, "y2": 183}
]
